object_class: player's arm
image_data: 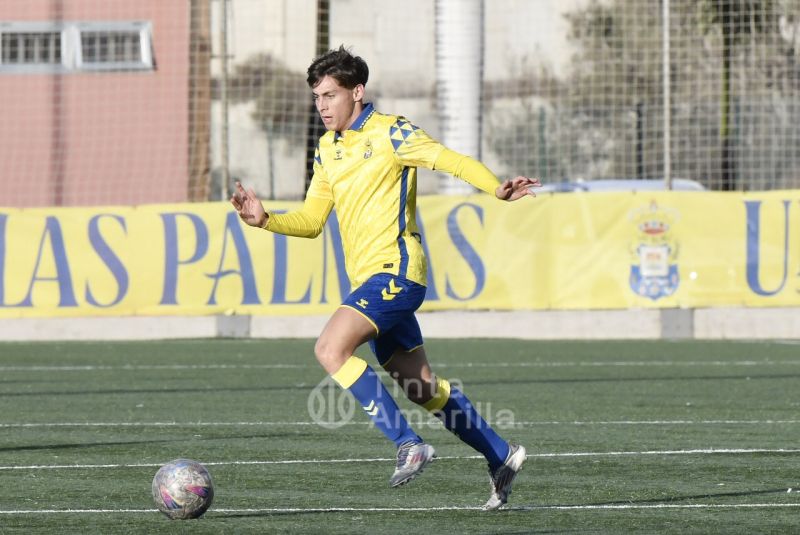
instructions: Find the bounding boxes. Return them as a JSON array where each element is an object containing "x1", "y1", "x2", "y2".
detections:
[
  {"x1": 433, "y1": 148, "x2": 541, "y2": 201},
  {"x1": 263, "y1": 195, "x2": 333, "y2": 238},
  {"x1": 230, "y1": 181, "x2": 333, "y2": 238},
  {"x1": 392, "y1": 118, "x2": 540, "y2": 201}
]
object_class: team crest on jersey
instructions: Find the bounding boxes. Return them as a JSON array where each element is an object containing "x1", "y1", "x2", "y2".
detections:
[
  {"x1": 363, "y1": 139, "x2": 373, "y2": 159},
  {"x1": 629, "y1": 200, "x2": 680, "y2": 300},
  {"x1": 334, "y1": 148, "x2": 343, "y2": 160}
]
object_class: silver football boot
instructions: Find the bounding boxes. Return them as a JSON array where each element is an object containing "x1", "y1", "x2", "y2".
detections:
[
  {"x1": 483, "y1": 443, "x2": 527, "y2": 510},
  {"x1": 389, "y1": 441, "x2": 436, "y2": 487}
]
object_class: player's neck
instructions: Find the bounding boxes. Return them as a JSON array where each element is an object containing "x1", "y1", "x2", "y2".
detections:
[{"x1": 342, "y1": 102, "x2": 365, "y2": 132}]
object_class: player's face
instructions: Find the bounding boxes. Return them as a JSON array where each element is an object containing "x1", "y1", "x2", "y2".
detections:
[{"x1": 312, "y1": 75, "x2": 363, "y2": 132}]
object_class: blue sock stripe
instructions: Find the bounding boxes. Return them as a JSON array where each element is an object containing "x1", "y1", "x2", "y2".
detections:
[
  {"x1": 347, "y1": 364, "x2": 420, "y2": 447},
  {"x1": 437, "y1": 387, "x2": 510, "y2": 469}
]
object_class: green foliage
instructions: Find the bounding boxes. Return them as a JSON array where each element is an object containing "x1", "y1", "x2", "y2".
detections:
[
  {"x1": 701, "y1": 0, "x2": 780, "y2": 41},
  {"x1": 487, "y1": 103, "x2": 562, "y2": 180},
  {"x1": 221, "y1": 53, "x2": 309, "y2": 144},
  {"x1": 485, "y1": 66, "x2": 569, "y2": 180},
  {"x1": 564, "y1": 0, "x2": 663, "y2": 106},
  {"x1": 487, "y1": 1, "x2": 665, "y2": 181},
  {"x1": 487, "y1": 0, "x2": 800, "y2": 189}
]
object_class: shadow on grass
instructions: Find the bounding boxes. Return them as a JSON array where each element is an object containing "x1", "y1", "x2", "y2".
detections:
[
  {"x1": 213, "y1": 508, "x2": 580, "y2": 533},
  {"x1": 0, "y1": 432, "x2": 298, "y2": 452},
  {"x1": 579, "y1": 486, "x2": 793, "y2": 507},
  {"x1": 502, "y1": 486, "x2": 792, "y2": 510},
  {"x1": 0, "y1": 384, "x2": 307, "y2": 397}
]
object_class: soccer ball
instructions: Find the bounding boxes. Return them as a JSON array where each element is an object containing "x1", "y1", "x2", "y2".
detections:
[{"x1": 152, "y1": 459, "x2": 214, "y2": 519}]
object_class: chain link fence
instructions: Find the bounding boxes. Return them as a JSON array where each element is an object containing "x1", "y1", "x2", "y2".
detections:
[{"x1": 2, "y1": 0, "x2": 799, "y2": 207}]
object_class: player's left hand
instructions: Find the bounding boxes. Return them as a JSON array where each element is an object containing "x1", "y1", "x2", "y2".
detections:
[{"x1": 495, "y1": 176, "x2": 541, "y2": 201}]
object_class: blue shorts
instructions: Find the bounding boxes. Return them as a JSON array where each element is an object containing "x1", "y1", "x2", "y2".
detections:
[{"x1": 341, "y1": 273, "x2": 427, "y2": 366}]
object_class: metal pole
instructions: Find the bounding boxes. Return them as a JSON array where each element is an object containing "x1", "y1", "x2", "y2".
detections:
[
  {"x1": 220, "y1": 0, "x2": 230, "y2": 200},
  {"x1": 662, "y1": 0, "x2": 672, "y2": 189},
  {"x1": 188, "y1": 0, "x2": 212, "y2": 201},
  {"x1": 636, "y1": 101, "x2": 644, "y2": 179},
  {"x1": 538, "y1": 107, "x2": 546, "y2": 180},
  {"x1": 267, "y1": 118, "x2": 275, "y2": 199},
  {"x1": 305, "y1": 0, "x2": 329, "y2": 191},
  {"x1": 435, "y1": 0, "x2": 484, "y2": 195}
]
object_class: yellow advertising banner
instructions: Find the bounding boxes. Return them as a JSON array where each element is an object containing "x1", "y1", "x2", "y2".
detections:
[{"x1": 1, "y1": 190, "x2": 797, "y2": 317}]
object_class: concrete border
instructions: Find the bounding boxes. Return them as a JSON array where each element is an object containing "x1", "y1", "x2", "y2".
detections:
[{"x1": 0, "y1": 308, "x2": 797, "y2": 341}]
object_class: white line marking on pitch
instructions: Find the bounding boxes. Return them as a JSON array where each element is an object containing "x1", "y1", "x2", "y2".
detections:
[
  {"x1": 1, "y1": 503, "x2": 799, "y2": 514},
  {"x1": 2, "y1": 419, "x2": 799, "y2": 429},
  {"x1": 517, "y1": 420, "x2": 800, "y2": 426},
  {"x1": 1, "y1": 449, "x2": 798, "y2": 471},
  {"x1": 0, "y1": 364, "x2": 309, "y2": 371},
  {"x1": 2, "y1": 360, "x2": 799, "y2": 372},
  {"x1": 449, "y1": 360, "x2": 800, "y2": 368},
  {"x1": 0, "y1": 421, "x2": 330, "y2": 428}
]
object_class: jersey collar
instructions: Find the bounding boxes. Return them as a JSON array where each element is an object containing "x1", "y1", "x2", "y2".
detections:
[{"x1": 334, "y1": 102, "x2": 374, "y2": 142}]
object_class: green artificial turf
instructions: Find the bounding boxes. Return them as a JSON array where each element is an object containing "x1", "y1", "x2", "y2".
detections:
[{"x1": 0, "y1": 339, "x2": 798, "y2": 533}]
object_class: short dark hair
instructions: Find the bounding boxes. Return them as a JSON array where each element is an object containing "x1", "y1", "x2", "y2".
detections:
[{"x1": 306, "y1": 45, "x2": 369, "y2": 89}]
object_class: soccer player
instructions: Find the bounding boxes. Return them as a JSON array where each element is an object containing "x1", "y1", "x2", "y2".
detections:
[{"x1": 231, "y1": 45, "x2": 539, "y2": 510}]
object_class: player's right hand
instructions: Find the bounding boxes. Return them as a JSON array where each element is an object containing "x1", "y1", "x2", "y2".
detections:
[{"x1": 231, "y1": 181, "x2": 268, "y2": 228}]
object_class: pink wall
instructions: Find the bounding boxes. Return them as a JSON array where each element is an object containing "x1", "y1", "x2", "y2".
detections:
[{"x1": 0, "y1": 1, "x2": 190, "y2": 207}]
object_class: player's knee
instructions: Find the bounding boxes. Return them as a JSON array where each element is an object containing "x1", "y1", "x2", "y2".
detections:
[
  {"x1": 313, "y1": 337, "x2": 331, "y2": 364},
  {"x1": 314, "y1": 337, "x2": 349, "y2": 373}
]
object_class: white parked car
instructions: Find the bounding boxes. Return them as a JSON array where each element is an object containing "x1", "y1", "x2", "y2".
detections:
[{"x1": 535, "y1": 178, "x2": 706, "y2": 193}]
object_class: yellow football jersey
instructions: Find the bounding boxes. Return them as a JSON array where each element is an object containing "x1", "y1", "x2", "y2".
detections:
[{"x1": 266, "y1": 103, "x2": 500, "y2": 288}]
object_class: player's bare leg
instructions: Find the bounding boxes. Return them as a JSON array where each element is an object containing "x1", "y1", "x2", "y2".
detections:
[
  {"x1": 314, "y1": 306, "x2": 375, "y2": 374},
  {"x1": 382, "y1": 346, "x2": 437, "y2": 406},
  {"x1": 384, "y1": 345, "x2": 526, "y2": 509},
  {"x1": 317, "y1": 307, "x2": 432, "y2": 487}
]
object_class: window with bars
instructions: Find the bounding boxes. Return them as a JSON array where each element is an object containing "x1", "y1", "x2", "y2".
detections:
[
  {"x1": 1, "y1": 32, "x2": 61, "y2": 65},
  {"x1": 0, "y1": 21, "x2": 152, "y2": 73},
  {"x1": 81, "y1": 32, "x2": 142, "y2": 65}
]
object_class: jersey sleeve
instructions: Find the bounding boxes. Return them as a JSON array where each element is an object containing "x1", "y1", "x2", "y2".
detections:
[
  {"x1": 432, "y1": 148, "x2": 501, "y2": 196},
  {"x1": 305, "y1": 146, "x2": 334, "y2": 202},
  {"x1": 265, "y1": 146, "x2": 334, "y2": 238},
  {"x1": 389, "y1": 117, "x2": 446, "y2": 169}
]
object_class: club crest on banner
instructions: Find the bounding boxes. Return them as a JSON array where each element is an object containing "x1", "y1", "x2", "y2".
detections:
[{"x1": 628, "y1": 200, "x2": 680, "y2": 300}]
